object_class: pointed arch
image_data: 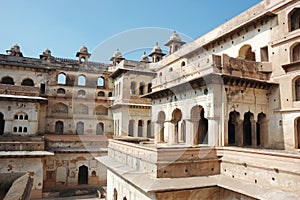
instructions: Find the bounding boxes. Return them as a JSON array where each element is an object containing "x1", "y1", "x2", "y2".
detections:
[
  {"x1": 228, "y1": 111, "x2": 240, "y2": 145},
  {"x1": 52, "y1": 103, "x2": 68, "y2": 114},
  {"x1": 78, "y1": 165, "x2": 88, "y2": 184},
  {"x1": 244, "y1": 111, "x2": 254, "y2": 146},
  {"x1": 97, "y1": 76, "x2": 105, "y2": 87},
  {"x1": 96, "y1": 122, "x2": 104, "y2": 135},
  {"x1": 157, "y1": 111, "x2": 166, "y2": 142}
]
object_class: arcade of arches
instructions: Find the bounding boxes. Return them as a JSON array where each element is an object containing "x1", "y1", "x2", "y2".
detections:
[{"x1": 154, "y1": 106, "x2": 268, "y2": 148}]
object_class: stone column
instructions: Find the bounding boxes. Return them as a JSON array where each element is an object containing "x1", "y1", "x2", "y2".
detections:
[
  {"x1": 237, "y1": 120, "x2": 243, "y2": 146},
  {"x1": 251, "y1": 119, "x2": 257, "y2": 147},
  {"x1": 166, "y1": 121, "x2": 177, "y2": 145},
  {"x1": 208, "y1": 118, "x2": 219, "y2": 146}
]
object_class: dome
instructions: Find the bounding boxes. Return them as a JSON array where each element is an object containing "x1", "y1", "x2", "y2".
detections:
[
  {"x1": 140, "y1": 52, "x2": 149, "y2": 62},
  {"x1": 80, "y1": 45, "x2": 88, "y2": 53},
  {"x1": 12, "y1": 44, "x2": 20, "y2": 53},
  {"x1": 43, "y1": 48, "x2": 51, "y2": 55},
  {"x1": 112, "y1": 49, "x2": 122, "y2": 58},
  {"x1": 151, "y1": 42, "x2": 162, "y2": 54},
  {"x1": 169, "y1": 31, "x2": 182, "y2": 42}
]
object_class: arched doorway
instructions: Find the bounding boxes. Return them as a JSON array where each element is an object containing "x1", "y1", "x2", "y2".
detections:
[
  {"x1": 228, "y1": 111, "x2": 240, "y2": 145},
  {"x1": 96, "y1": 122, "x2": 104, "y2": 135},
  {"x1": 138, "y1": 120, "x2": 143, "y2": 137},
  {"x1": 128, "y1": 120, "x2": 134, "y2": 137},
  {"x1": 147, "y1": 120, "x2": 152, "y2": 138},
  {"x1": 76, "y1": 122, "x2": 84, "y2": 135},
  {"x1": 0, "y1": 113, "x2": 4, "y2": 135},
  {"x1": 244, "y1": 111, "x2": 254, "y2": 146},
  {"x1": 190, "y1": 106, "x2": 208, "y2": 144},
  {"x1": 55, "y1": 121, "x2": 63, "y2": 135},
  {"x1": 78, "y1": 165, "x2": 88, "y2": 185},
  {"x1": 257, "y1": 113, "x2": 267, "y2": 146},
  {"x1": 238, "y1": 44, "x2": 255, "y2": 61},
  {"x1": 157, "y1": 111, "x2": 166, "y2": 142},
  {"x1": 172, "y1": 108, "x2": 182, "y2": 143}
]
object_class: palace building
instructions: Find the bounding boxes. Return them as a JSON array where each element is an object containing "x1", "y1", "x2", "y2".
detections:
[{"x1": 1, "y1": 0, "x2": 300, "y2": 199}]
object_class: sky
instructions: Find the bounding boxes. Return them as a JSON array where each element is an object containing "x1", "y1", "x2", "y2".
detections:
[{"x1": 0, "y1": 0, "x2": 262, "y2": 62}]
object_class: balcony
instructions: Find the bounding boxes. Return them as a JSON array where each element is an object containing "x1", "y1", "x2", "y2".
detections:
[
  {"x1": 152, "y1": 54, "x2": 271, "y2": 92},
  {"x1": 0, "y1": 84, "x2": 40, "y2": 97}
]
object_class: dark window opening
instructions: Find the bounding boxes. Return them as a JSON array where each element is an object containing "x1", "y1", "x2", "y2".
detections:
[
  {"x1": 55, "y1": 121, "x2": 64, "y2": 135},
  {"x1": 128, "y1": 120, "x2": 134, "y2": 137},
  {"x1": 1, "y1": 76, "x2": 14, "y2": 85},
  {"x1": 21, "y1": 78, "x2": 34, "y2": 86},
  {"x1": 138, "y1": 120, "x2": 143, "y2": 137},
  {"x1": 96, "y1": 122, "x2": 104, "y2": 135}
]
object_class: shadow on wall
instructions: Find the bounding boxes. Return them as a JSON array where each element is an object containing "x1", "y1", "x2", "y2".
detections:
[{"x1": 0, "y1": 173, "x2": 33, "y2": 200}]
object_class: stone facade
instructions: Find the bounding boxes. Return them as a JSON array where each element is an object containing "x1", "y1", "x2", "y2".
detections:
[{"x1": 99, "y1": 0, "x2": 300, "y2": 199}]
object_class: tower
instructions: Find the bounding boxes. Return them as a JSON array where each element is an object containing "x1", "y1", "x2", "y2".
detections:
[
  {"x1": 6, "y1": 44, "x2": 23, "y2": 57},
  {"x1": 110, "y1": 49, "x2": 125, "y2": 66},
  {"x1": 149, "y1": 42, "x2": 165, "y2": 63},
  {"x1": 165, "y1": 31, "x2": 185, "y2": 55},
  {"x1": 76, "y1": 45, "x2": 91, "y2": 63}
]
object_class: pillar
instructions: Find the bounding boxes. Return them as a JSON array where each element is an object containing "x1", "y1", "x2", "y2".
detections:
[
  {"x1": 208, "y1": 118, "x2": 219, "y2": 146},
  {"x1": 251, "y1": 119, "x2": 257, "y2": 147},
  {"x1": 237, "y1": 120, "x2": 243, "y2": 146}
]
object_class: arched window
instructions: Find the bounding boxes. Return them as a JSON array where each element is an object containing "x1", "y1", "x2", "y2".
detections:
[
  {"x1": 23, "y1": 127, "x2": 27, "y2": 133},
  {"x1": 24, "y1": 115, "x2": 28, "y2": 120},
  {"x1": 289, "y1": 8, "x2": 300, "y2": 32},
  {"x1": 108, "y1": 92, "x2": 113, "y2": 97},
  {"x1": 55, "y1": 121, "x2": 64, "y2": 135},
  {"x1": 98, "y1": 91, "x2": 105, "y2": 97},
  {"x1": 52, "y1": 103, "x2": 68, "y2": 114},
  {"x1": 130, "y1": 82, "x2": 136, "y2": 95},
  {"x1": 97, "y1": 77, "x2": 105, "y2": 87},
  {"x1": 96, "y1": 122, "x2": 104, "y2": 135},
  {"x1": 57, "y1": 73, "x2": 66, "y2": 85},
  {"x1": 113, "y1": 188, "x2": 118, "y2": 200},
  {"x1": 295, "y1": 76, "x2": 300, "y2": 101},
  {"x1": 78, "y1": 90, "x2": 86, "y2": 97},
  {"x1": 1, "y1": 76, "x2": 14, "y2": 85},
  {"x1": 78, "y1": 75, "x2": 86, "y2": 86},
  {"x1": 74, "y1": 104, "x2": 89, "y2": 115},
  {"x1": 76, "y1": 122, "x2": 84, "y2": 135},
  {"x1": 95, "y1": 105, "x2": 108, "y2": 115},
  {"x1": 57, "y1": 88, "x2": 65, "y2": 94},
  {"x1": 181, "y1": 61, "x2": 186, "y2": 67},
  {"x1": 238, "y1": 44, "x2": 255, "y2": 61},
  {"x1": 21, "y1": 78, "x2": 34, "y2": 86},
  {"x1": 169, "y1": 67, "x2": 173, "y2": 72},
  {"x1": 291, "y1": 43, "x2": 300, "y2": 62},
  {"x1": 228, "y1": 111, "x2": 240, "y2": 145},
  {"x1": 139, "y1": 82, "x2": 145, "y2": 95}
]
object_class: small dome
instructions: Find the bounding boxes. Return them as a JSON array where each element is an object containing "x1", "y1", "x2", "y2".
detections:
[
  {"x1": 12, "y1": 44, "x2": 20, "y2": 53},
  {"x1": 80, "y1": 45, "x2": 88, "y2": 53},
  {"x1": 152, "y1": 42, "x2": 162, "y2": 54},
  {"x1": 112, "y1": 49, "x2": 122, "y2": 58},
  {"x1": 140, "y1": 52, "x2": 149, "y2": 62},
  {"x1": 43, "y1": 48, "x2": 51, "y2": 55},
  {"x1": 169, "y1": 31, "x2": 182, "y2": 42}
]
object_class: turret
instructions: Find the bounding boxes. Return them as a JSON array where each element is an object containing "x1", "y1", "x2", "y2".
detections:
[
  {"x1": 165, "y1": 31, "x2": 185, "y2": 55},
  {"x1": 76, "y1": 45, "x2": 91, "y2": 63},
  {"x1": 110, "y1": 49, "x2": 125, "y2": 66},
  {"x1": 148, "y1": 42, "x2": 165, "y2": 63}
]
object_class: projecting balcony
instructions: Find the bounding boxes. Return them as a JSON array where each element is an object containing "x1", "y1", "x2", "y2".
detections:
[
  {"x1": 152, "y1": 54, "x2": 272, "y2": 92},
  {"x1": 0, "y1": 84, "x2": 41, "y2": 97}
]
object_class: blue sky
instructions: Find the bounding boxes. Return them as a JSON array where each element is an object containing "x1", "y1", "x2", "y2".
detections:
[{"x1": 0, "y1": 0, "x2": 261, "y2": 62}]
